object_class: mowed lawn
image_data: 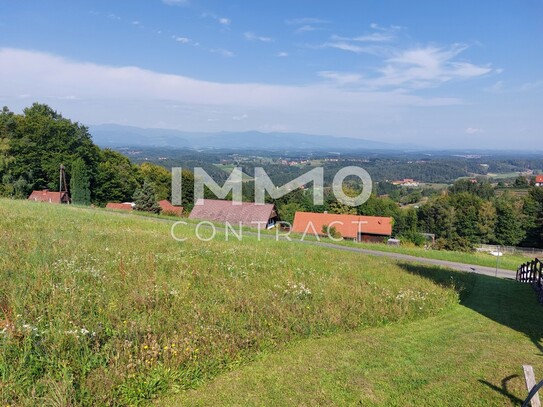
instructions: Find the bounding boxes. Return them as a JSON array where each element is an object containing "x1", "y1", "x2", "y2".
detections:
[{"x1": 162, "y1": 270, "x2": 543, "y2": 406}]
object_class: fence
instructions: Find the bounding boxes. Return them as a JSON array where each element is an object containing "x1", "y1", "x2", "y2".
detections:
[
  {"x1": 479, "y1": 244, "x2": 543, "y2": 258},
  {"x1": 517, "y1": 259, "x2": 543, "y2": 303}
]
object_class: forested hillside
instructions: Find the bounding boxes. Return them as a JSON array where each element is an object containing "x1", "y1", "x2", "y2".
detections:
[{"x1": 0, "y1": 104, "x2": 193, "y2": 208}]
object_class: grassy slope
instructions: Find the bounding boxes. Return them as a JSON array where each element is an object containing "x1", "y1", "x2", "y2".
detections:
[
  {"x1": 164, "y1": 270, "x2": 543, "y2": 406},
  {"x1": 0, "y1": 199, "x2": 460, "y2": 406},
  {"x1": 108, "y1": 210, "x2": 530, "y2": 272}
]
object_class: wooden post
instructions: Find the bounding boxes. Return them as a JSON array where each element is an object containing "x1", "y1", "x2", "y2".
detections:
[{"x1": 523, "y1": 365, "x2": 541, "y2": 407}]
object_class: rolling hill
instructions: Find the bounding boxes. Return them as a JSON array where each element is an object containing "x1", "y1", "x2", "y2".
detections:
[{"x1": 89, "y1": 124, "x2": 409, "y2": 151}]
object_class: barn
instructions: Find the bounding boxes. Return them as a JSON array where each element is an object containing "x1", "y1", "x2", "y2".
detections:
[
  {"x1": 189, "y1": 199, "x2": 279, "y2": 229},
  {"x1": 28, "y1": 190, "x2": 70, "y2": 204}
]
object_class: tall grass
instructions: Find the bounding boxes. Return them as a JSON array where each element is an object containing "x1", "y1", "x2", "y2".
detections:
[{"x1": 1, "y1": 199, "x2": 463, "y2": 405}]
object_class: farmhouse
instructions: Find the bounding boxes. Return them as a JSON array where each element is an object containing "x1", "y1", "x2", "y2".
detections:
[
  {"x1": 292, "y1": 211, "x2": 393, "y2": 243},
  {"x1": 106, "y1": 202, "x2": 134, "y2": 211},
  {"x1": 391, "y1": 178, "x2": 420, "y2": 187},
  {"x1": 536, "y1": 175, "x2": 543, "y2": 187},
  {"x1": 189, "y1": 199, "x2": 279, "y2": 228},
  {"x1": 158, "y1": 200, "x2": 183, "y2": 216},
  {"x1": 28, "y1": 190, "x2": 70, "y2": 204}
]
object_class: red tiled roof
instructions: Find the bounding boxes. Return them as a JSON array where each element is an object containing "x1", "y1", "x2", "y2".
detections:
[
  {"x1": 189, "y1": 199, "x2": 277, "y2": 227},
  {"x1": 106, "y1": 203, "x2": 134, "y2": 211},
  {"x1": 158, "y1": 200, "x2": 183, "y2": 216},
  {"x1": 28, "y1": 190, "x2": 69, "y2": 204},
  {"x1": 292, "y1": 211, "x2": 393, "y2": 238},
  {"x1": 536, "y1": 175, "x2": 543, "y2": 183}
]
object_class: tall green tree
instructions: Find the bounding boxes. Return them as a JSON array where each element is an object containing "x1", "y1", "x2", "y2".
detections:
[
  {"x1": 70, "y1": 158, "x2": 91, "y2": 205},
  {"x1": 133, "y1": 182, "x2": 160, "y2": 213},
  {"x1": 494, "y1": 195, "x2": 525, "y2": 246},
  {"x1": 95, "y1": 149, "x2": 140, "y2": 204},
  {"x1": 0, "y1": 103, "x2": 100, "y2": 198},
  {"x1": 139, "y1": 162, "x2": 171, "y2": 201}
]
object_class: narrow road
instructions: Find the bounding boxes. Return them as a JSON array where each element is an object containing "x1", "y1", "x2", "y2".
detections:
[{"x1": 298, "y1": 240, "x2": 515, "y2": 279}]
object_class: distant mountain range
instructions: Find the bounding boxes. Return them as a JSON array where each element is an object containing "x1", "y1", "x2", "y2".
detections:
[{"x1": 89, "y1": 124, "x2": 412, "y2": 151}]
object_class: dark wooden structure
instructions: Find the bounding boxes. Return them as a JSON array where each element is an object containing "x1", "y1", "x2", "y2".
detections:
[{"x1": 516, "y1": 258, "x2": 543, "y2": 303}]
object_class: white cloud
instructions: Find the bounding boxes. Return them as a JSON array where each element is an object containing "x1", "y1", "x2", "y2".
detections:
[
  {"x1": 296, "y1": 25, "x2": 320, "y2": 34},
  {"x1": 372, "y1": 44, "x2": 493, "y2": 89},
  {"x1": 210, "y1": 48, "x2": 234, "y2": 58},
  {"x1": 172, "y1": 36, "x2": 191, "y2": 44},
  {"x1": 244, "y1": 32, "x2": 274, "y2": 42},
  {"x1": 331, "y1": 25, "x2": 401, "y2": 43},
  {"x1": 323, "y1": 41, "x2": 383, "y2": 55},
  {"x1": 0, "y1": 48, "x2": 471, "y2": 141},
  {"x1": 232, "y1": 114, "x2": 248, "y2": 121},
  {"x1": 465, "y1": 127, "x2": 483, "y2": 134},
  {"x1": 286, "y1": 17, "x2": 328, "y2": 34},
  {"x1": 202, "y1": 13, "x2": 231, "y2": 26},
  {"x1": 318, "y1": 71, "x2": 363, "y2": 85},
  {"x1": 131, "y1": 20, "x2": 140, "y2": 26},
  {"x1": 277, "y1": 52, "x2": 289, "y2": 57}
]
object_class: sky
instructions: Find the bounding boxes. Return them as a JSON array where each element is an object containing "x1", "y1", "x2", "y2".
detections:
[{"x1": 0, "y1": 0, "x2": 542, "y2": 149}]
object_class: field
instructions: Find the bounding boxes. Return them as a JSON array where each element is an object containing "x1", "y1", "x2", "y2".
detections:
[
  {"x1": 106, "y1": 210, "x2": 530, "y2": 272},
  {"x1": 1, "y1": 199, "x2": 542, "y2": 406}
]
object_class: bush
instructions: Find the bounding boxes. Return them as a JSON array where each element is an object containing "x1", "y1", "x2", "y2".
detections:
[
  {"x1": 397, "y1": 231, "x2": 427, "y2": 247},
  {"x1": 435, "y1": 236, "x2": 475, "y2": 252}
]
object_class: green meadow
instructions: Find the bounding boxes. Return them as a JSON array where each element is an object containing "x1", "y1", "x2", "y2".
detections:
[{"x1": 1, "y1": 199, "x2": 541, "y2": 406}]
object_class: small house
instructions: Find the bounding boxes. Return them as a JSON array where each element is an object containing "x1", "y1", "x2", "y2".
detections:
[
  {"x1": 106, "y1": 202, "x2": 134, "y2": 211},
  {"x1": 158, "y1": 200, "x2": 183, "y2": 216},
  {"x1": 536, "y1": 175, "x2": 543, "y2": 187},
  {"x1": 28, "y1": 190, "x2": 70, "y2": 204},
  {"x1": 292, "y1": 211, "x2": 393, "y2": 243}
]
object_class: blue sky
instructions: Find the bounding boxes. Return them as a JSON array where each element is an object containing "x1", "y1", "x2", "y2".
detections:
[{"x1": 0, "y1": 0, "x2": 542, "y2": 149}]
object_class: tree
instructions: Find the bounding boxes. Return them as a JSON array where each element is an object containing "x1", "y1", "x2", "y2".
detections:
[
  {"x1": 133, "y1": 182, "x2": 160, "y2": 213},
  {"x1": 494, "y1": 195, "x2": 525, "y2": 246},
  {"x1": 450, "y1": 193, "x2": 483, "y2": 244},
  {"x1": 278, "y1": 202, "x2": 305, "y2": 225},
  {"x1": 139, "y1": 162, "x2": 171, "y2": 201},
  {"x1": 514, "y1": 175, "x2": 530, "y2": 188},
  {"x1": 180, "y1": 169, "x2": 195, "y2": 212},
  {"x1": 328, "y1": 199, "x2": 357, "y2": 215},
  {"x1": 70, "y1": 158, "x2": 91, "y2": 205},
  {"x1": 95, "y1": 149, "x2": 140, "y2": 204},
  {"x1": 0, "y1": 103, "x2": 101, "y2": 198},
  {"x1": 477, "y1": 201, "x2": 497, "y2": 243}
]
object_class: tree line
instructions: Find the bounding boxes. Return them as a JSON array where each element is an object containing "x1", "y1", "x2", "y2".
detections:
[{"x1": 0, "y1": 104, "x2": 193, "y2": 209}]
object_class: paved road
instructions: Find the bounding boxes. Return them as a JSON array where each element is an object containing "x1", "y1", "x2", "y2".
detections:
[{"x1": 297, "y1": 240, "x2": 516, "y2": 279}]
